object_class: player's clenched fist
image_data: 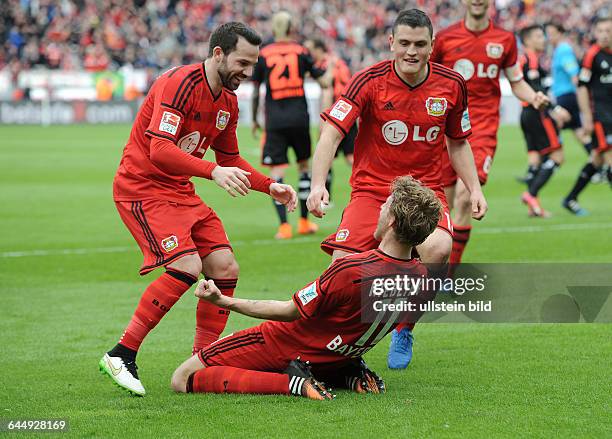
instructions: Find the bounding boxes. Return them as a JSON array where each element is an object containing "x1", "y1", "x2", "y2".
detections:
[
  {"x1": 195, "y1": 279, "x2": 224, "y2": 304},
  {"x1": 211, "y1": 166, "x2": 251, "y2": 197},
  {"x1": 470, "y1": 189, "x2": 488, "y2": 221},
  {"x1": 306, "y1": 185, "x2": 330, "y2": 218}
]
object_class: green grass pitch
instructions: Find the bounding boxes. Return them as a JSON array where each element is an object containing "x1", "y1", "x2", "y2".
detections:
[{"x1": 1, "y1": 123, "x2": 610, "y2": 438}]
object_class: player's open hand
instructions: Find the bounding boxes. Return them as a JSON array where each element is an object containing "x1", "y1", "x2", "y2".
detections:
[
  {"x1": 306, "y1": 185, "x2": 330, "y2": 218},
  {"x1": 531, "y1": 91, "x2": 550, "y2": 110},
  {"x1": 252, "y1": 121, "x2": 262, "y2": 138},
  {"x1": 551, "y1": 105, "x2": 571, "y2": 129},
  {"x1": 470, "y1": 189, "x2": 488, "y2": 220},
  {"x1": 270, "y1": 182, "x2": 298, "y2": 212},
  {"x1": 212, "y1": 166, "x2": 251, "y2": 197},
  {"x1": 195, "y1": 279, "x2": 224, "y2": 305}
]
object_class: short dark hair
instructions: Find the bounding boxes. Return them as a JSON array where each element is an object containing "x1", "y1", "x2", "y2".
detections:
[
  {"x1": 593, "y1": 15, "x2": 612, "y2": 27},
  {"x1": 519, "y1": 24, "x2": 543, "y2": 44},
  {"x1": 392, "y1": 9, "x2": 433, "y2": 39},
  {"x1": 208, "y1": 22, "x2": 262, "y2": 58},
  {"x1": 545, "y1": 22, "x2": 565, "y2": 34},
  {"x1": 307, "y1": 38, "x2": 327, "y2": 52},
  {"x1": 390, "y1": 176, "x2": 442, "y2": 246}
]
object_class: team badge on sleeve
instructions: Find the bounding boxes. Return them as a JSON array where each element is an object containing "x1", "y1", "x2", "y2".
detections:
[
  {"x1": 298, "y1": 283, "x2": 318, "y2": 306},
  {"x1": 216, "y1": 110, "x2": 230, "y2": 130},
  {"x1": 159, "y1": 111, "x2": 181, "y2": 135},
  {"x1": 329, "y1": 100, "x2": 353, "y2": 121},
  {"x1": 426, "y1": 97, "x2": 448, "y2": 117},
  {"x1": 336, "y1": 229, "x2": 350, "y2": 242},
  {"x1": 486, "y1": 43, "x2": 504, "y2": 59},
  {"x1": 161, "y1": 235, "x2": 178, "y2": 253},
  {"x1": 461, "y1": 109, "x2": 471, "y2": 132}
]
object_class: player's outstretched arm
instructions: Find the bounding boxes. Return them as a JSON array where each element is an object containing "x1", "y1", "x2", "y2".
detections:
[
  {"x1": 510, "y1": 79, "x2": 549, "y2": 110},
  {"x1": 447, "y1": 138, "x2": 487, "y2": 220},
  {"x1": 195, "y1": 280, "x2": 301, "y2": 322},
  {"x1": 307, "y1": 121, "x2": 343, "y2": 217}
]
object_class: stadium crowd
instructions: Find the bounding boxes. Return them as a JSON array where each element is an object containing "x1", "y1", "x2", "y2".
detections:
[{"x1": 2, "y1": 0, "x2": 611, "y2": 75}]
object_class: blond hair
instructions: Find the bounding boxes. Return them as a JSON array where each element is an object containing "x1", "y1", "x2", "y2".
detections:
[
  {"x1": 272, "y1": 11, "x2": 292, "y2": 39},
  {"x1": 390, "y1": 176, "x2": 442, "y2": 246}
]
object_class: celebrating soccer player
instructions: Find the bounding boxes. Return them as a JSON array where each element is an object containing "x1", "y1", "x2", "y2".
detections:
[
  {"x1": 517, "y1": 25, "x2": 566, "y2": 217},
  {"x1": 251, "y1": 11, "x2": 334, "y2": 239},
  {"x1": 171, "y1": 176, "x2": 441, "y2": 400},
  {"x1": 431, "y1": 0, "x2": 548, "y2": 271},
  {"x1": 306, "y1": 9, "x2": 487, "y2": 369},
  {"x1": 99, "y1": 22, "x2": 297, "y2": 396},
  {"x1": 563, "y1": 16, "x2": 612, "y2": 213}
]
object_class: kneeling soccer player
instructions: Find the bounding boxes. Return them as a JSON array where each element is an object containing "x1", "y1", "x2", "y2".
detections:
[{"x1": 171, "y1": 176, "x2": 442, "y2": 399}]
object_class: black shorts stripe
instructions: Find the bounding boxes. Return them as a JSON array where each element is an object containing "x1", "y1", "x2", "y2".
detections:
[
  {"x1": 171, "y1": 70, "x2": 201, "y2": 108},
  {"x1": 139, "y1": 248, "x2": 199, "y2": 274},
  {"x1": 134, "y1": 202, "x2": 165, "y2": 258},
  {"x1": 346, "y1": 65, "x2": 392, "y2": 101},
  {"x1": 144, "y1": 130, "x2": 175, "y2": 142},
  {"x1": 131, "y1": 202, "x2": 163, "y2": 265},
  {"x1": 322, "y1": 114, "x2": 348, "y2": 137},
  {"x1": 210, "y1": 243, "x2": 233, "y2": 250},
  {"x1": 177, "y1": 77, "x2": 203, "y2": 112},
  {"x1": 321, "y1": 240, "x2": 364, "y2": 254},
  {"x1": 344, "y1": 62, "x2": 391, "y2": 98},
  {"x1": 319, "y1": 253, "x2": 379, "y2": 285},
  {"x1": 200, "y1": 333, "x2": 264, "y2": 360},
  {"x1": 166, "y1": 268, "x2": 198, "y2": 285}
]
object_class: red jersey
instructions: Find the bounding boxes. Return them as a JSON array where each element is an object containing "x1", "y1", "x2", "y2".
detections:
[
  {"x1": 431, "y1": 20, "x2": 522, "y2": 148},
  {"x1": 114, "y1": 63, "x2": 261, "y2": 205},
  {"x1": 321, "y1": 60, "x2": 471, "y2": 200},
  {"x1": 260, "y1": 249, "x2": 428, "y2": 364}
]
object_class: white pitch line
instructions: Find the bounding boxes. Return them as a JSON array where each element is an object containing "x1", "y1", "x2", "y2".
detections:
[{"x1": 1, "y1": 222, "x2": 611, "y2": 258}]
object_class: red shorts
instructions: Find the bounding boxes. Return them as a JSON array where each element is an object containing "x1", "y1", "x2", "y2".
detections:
[
  {"x1": 198, "y1": 326, "x2": 288, "y2": 371},
  {"x1": 115, "y1": 199, "x2": 231, "y2": 275},
  {"x1": 441, "y1": 139, "x2": 496, "y2": 187},
  {"x1": 321, "y1": 194, "x2": 452, "y2": 256}
]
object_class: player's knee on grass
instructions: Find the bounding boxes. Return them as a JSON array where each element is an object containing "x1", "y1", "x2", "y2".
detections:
[
  {"x1": 167, "y1": 253, "x2": 203, "y2": 278},
  {"x1": 171, "y1": 355, "x2": 204, "y2": 393},
  {"x1": 202, "y1": 250, "x2": 239, "y2": 279}
]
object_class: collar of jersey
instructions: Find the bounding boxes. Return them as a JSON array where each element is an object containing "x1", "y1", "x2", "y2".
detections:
[
  {"x1": 375, "y1": 249, "x2": 416, "y2": 263},
  {"x1": 461, "y1": 19, "x2": 492, "y2": 37},
  {"x1": 392, "y1": 61, "x2": 431, "y2": 90},
  {"x1": 201, "y1": 63, "x2": 222, "y2": 102}
]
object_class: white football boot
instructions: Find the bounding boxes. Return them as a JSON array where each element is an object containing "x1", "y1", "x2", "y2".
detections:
[{"x1": 99, "y1": 353, "x2": 146, "y2": 396}]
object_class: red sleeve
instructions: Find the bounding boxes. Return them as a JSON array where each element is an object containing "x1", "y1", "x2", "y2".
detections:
[
  {"x1": 150, "y1": 137, "x2": 217, "y2": 179},
  {"x1": 212, "y1": 101, "x2": 274, "y2": 194},
  {"x1": 502, "y1": 35, "x2": 519, "y2": 68},
  {"x1": 145, "y1": 71, "x2": 194, "y2": 143},
  {"x1": 445, "y1": 77, "x2": 472, "y2": 140},
  {"x1": 320, "y1": 68, "x2": 373, "y2": 136},
  {"x1": 581, "y1": 45, "x2": 599, "y2": 69},
  {"x1": 291, "y1": 259, "x2": 350, "y2": 319}
]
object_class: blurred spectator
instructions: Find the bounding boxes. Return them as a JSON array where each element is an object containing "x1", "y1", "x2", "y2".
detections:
[{"x1": 1, "y1": 0, "x2": 610, "y2": 78}]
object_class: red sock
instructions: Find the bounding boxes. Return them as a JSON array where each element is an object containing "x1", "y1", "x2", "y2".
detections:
[
  {"x1": 193, "y1": 278, "x2": 237, "y2": 354},
  {"x1": 188, "y1": 366, "x2": 290, "y2": 395},
  {"x1": 450, "y1": 224, "x2": 472, "y2": 266},
  {"x1": 119, "y1": 269, "x2": 197, "y2": 351}
]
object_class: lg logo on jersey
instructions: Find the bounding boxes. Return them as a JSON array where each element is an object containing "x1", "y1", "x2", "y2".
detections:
[
  {"x1": 453, "y1": 59, "x2": 499, "y2": 80},
  {"x1": 382, "y1": 120, "x2": 441, "y2": 145},
  {"x1": 178, "y1": 131, "x2": 207, "y2": 155}
]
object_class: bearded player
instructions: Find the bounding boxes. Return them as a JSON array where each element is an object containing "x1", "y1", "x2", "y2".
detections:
[
  {"x1": 99, "y1": 22, "x2": 297, "y2": 396},
  {"x1": 431, "y1": 0, "x2": 549, "y2": 268},
  {"x1": 171, "y1": 176, "x2": 441, "y2": 399},
  {"x1": 306, "y1": 9, "x2": 487, "y2": 370}
]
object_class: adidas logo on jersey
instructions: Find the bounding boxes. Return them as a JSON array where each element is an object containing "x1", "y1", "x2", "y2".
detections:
[
  {"x1": 194, "y1": 112, "x2": 201, "y2": 121},
  {"x1": 383, "y1": 102, "x2": 395, "y2": 110}
]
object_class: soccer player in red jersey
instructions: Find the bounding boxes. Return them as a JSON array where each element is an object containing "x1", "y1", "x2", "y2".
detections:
[
  {"x1": 99, "y1": 22, "x2": 297, "y2": 396},
  {"x1": 431, "y1": 0, "x2": 549, "y2": 266},
  {"x1": 171, "y1": 176, "x2": 441, "y2": 400},
  {"x1": 564, "y1": 16, "x2": 612, "y2": 214},
  {"x1": 306, "y1": 9, "x2": 487, "y2": 369}
]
